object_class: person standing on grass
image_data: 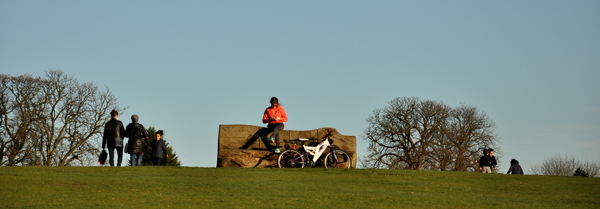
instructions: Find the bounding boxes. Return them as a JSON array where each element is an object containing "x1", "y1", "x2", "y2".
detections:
[
  {"x1": 126, "y1": 114, "x2": 148, "y2": 166},
  {"x1": 102, "y1": 110, "x2": 127, "y2": 167},
  {"x1": 489, "y1": 148, "x2": 498, "y2": 172},
  {"x1": 507, "y1": 159, "x2": 524, "y2": 174},
  {"x1": 262, "y1": 97, "x2": 288, "y2": 153},
  {"x1": 152, "y1": 130, "x2": 169, "y2": 166},
  {"x1": 479, "y1": 149, "x2": 493, "y2": 173}
]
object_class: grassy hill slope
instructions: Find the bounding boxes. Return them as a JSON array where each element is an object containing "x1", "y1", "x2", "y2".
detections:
[{"x1": 1, "y1": 167, "x2": 598, "y2": 208}]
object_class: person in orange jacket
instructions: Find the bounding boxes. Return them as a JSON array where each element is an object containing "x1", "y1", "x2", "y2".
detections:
[{"x1": 262, "y1": 97, "x2": 288, "y2": 153}]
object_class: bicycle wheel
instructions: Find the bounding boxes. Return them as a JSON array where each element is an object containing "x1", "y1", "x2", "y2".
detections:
[
  {"x1": 278, "y1": 150, "x2": 305, "y2": 168},
  {"x1": 324, "y1": 150, "x2": 351, "y2": 168}
]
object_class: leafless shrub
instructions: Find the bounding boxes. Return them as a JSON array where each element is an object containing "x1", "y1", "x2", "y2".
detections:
[{"x1": 529, "y1": 155, "x2": 600, "y2": 177}]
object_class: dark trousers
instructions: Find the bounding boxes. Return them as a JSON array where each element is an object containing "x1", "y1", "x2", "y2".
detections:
[
  {"x1": 267, "y1": 123, "x2": 284, "y2": 148},
  {"x1": 153, "y1": 157, "x2": 162, "y2": 166},
  {"x1": 108, "y1": 147, "x2": 123, "y2": 167}
]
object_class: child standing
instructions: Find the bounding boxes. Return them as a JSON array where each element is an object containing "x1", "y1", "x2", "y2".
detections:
[{"x1": 152, "y1": 130, "x2": 169, "y2": 166}]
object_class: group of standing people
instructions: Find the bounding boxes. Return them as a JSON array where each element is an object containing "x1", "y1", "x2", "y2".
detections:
[
  {"x1": 102, "y1": 110, "x2": 169, "y2": 166},
  {"x1": 478, "y1": 148, "x2": 523, "y2": 174},
  {"x1": 478, "y1": 148, "x2": 498, "y2": 173}
]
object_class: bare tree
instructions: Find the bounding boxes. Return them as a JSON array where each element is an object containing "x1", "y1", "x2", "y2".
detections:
[
  {"x1": 362, "y1": 97, "x2": 451, "y2": 170},
  {"x1": 36, "y1": 70, "x2": 121, "y2": 166},
  {"x1": 1, "y1": 70, "x2": 122, "y2": 166},
  {"x1": 529, "y1": 155, "x2": 600, "y2": 177},
  {"x1": 362, "y1": 97, "x2": 499, "y2": 171},
  {"x1": 423, "y1": 131, "x2": 454, "y2": 171},
  {"x1": 0, "y1": 74, "x2": 46, "y2": 166},
  {"x1": 428, "y1": 104, "x2": 499, "y2": 172}
]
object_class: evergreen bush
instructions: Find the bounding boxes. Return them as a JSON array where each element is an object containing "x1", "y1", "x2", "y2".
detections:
[{"x1": 574, "y1": 168, "x2": 589, "y2": 177}]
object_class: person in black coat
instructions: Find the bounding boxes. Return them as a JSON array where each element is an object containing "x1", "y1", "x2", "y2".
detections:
[
  {"x1": 152, "y1": 130, "x2": 169, "y2": 166},
  {"x1": 125, "y1": 114, "x2": 148, "y2": 166},
  {"x1": 507, "y1": 159, "x2": 524, "y2": 174},
  {"x1": 478, "y1": 149, "x2": 493, "y2": 173},
  {"x1": 102, "y1": 110, "x2": 126, "y2": 167},
  {"x1": 489, "y1": 148, "x2": 498, "y2": 172}
]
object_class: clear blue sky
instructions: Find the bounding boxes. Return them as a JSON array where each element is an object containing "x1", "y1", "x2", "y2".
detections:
[{"x1": 1, "y1": 1, "x2": 599, "y2": 170}]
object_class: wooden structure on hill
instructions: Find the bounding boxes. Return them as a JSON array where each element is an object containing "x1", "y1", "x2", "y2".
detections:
[{"x1": 217, "y1": 124, "x2": 357, "y2": 168}]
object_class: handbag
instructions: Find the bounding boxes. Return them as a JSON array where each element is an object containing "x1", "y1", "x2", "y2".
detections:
[
  {"x1": 99, "y1": 149, "x2": 107, "y2": 165},
  {"x1": 124, "y1": 143, "x2": 129, "y2": 154}
]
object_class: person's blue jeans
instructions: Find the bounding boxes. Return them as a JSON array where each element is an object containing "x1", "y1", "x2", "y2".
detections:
[{"x1": 130, "y1": 153, "x2": 143, "y2": 166}]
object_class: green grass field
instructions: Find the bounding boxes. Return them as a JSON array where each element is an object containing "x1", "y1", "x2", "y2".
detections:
[{"x1": 1, "y1": 166, "x2": 598, "y2": 208}]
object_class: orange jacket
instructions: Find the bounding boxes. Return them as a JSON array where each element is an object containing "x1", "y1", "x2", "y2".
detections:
[{"x1": 262, "y1": 106, "x2": 288, "y2": 124}]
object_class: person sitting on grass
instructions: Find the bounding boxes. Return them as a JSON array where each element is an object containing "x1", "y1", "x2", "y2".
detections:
[
  {"x1": 152, "y1": 130, "x2": 169, "y2": 166},
  {"x1": 507, "y1": 159, "x2": 524, "y2": 175}
]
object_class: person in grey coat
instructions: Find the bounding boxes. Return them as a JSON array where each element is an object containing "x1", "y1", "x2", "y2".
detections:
[
  {"x1": 507, "y1": 159, "x2": 524, "y2": 174},
  {"x1": 152, "y1": 130, "x2": 169, "y2": 166},
  {"x1": 125, "y1": 114, "x2": 148, "y2": 166}
]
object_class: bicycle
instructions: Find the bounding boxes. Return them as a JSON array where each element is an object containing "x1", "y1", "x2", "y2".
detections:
[{"x1": 277, "y1": 130, "x2": 352, "y2": 168}]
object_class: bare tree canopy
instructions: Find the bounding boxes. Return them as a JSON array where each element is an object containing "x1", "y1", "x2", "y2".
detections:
[
  {"x1": 430, "y1": 104, "x2": 499, "y2": 171},
  {"x1": 0, "y1": 74, "x2": 45, "y2": 166},
  {"x1": 529, "y1": 155, "x2": 600, "y2": 177},
  {"x1": 361, "y1": 96, "x2": 499, "y2": 171},
  {"x1": 1, "y1": 70, "x2": 122, "y2": 166}
]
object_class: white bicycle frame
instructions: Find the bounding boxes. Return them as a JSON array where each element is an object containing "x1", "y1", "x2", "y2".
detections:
[{"x1": 300, "y1": 138, "x2": 330, "y2": 162}]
